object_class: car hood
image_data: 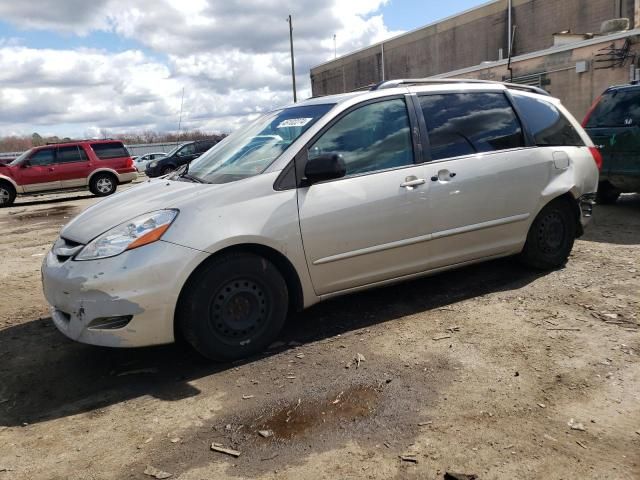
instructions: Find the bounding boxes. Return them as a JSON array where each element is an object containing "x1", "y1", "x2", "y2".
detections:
[
  {"x1": 61, "y1": 178, "x2": 215, "y2": 243},
  {"x1": 60, "y1": 173, "x2": 281, "y2": 244}
]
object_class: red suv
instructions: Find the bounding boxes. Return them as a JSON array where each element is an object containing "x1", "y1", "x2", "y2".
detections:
[{"x1": 0, "y1": 140, "x2": 137, "y2": 207}]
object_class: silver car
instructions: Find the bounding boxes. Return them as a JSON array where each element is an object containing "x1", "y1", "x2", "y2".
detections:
[{"x1": 42, "y1": 80, "x2": 600, "y2": 360}]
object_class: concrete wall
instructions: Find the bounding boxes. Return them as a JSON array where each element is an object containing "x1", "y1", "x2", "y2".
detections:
[{"x1": 311, "y1": 0, "x2": 638, "y2": 96}]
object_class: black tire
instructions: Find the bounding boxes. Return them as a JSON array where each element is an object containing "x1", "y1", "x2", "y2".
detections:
[
  {"x1": 519, "y1": 197, "x2": 577, "y2": 270},
  {"x1": 0, "y1": 181, "x2": 16, "y2": 207},
  {"x1": 161, "y1": 165, "x2": 175, "y2": 176},
  {"x1": 596, "y1": 182, "x2": 620, "y2": 205},
  {"x1": 177, "y1": 253, "x2": 289, "y2": 361},
  {"x1": 89, "y1": 173, "x2": 117, "y2": 196}
]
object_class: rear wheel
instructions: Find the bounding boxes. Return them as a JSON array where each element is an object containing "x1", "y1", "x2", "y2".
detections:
[
  {"x1": 0, "y1": 181, "x2": 16, "y2": 207},
  {"x1": 519, "y1": 197, "x2": 576, "y2": 270},
  {"x1": 596, "y1": 182, "x2": 620, "y2": 204},
  {"x1": 89, "y1": 173, "x2": 117, "y2": 196},
  {"x1": 178, "y1": 253, "x2": 289, "y2": 361}
]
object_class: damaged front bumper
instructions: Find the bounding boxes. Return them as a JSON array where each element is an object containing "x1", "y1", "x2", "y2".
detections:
[{"x1": 42, "y1": 239, "x2": 209, "y2": 348}]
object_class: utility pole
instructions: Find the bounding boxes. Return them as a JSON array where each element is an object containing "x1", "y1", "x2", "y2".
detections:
[
  {"x1": 177, "y1": 87, "x2": 185, "y2": 145},
  {"x1": 287, "y1": 15, "x2": 297, "y2": 103},
  {"x1": 333, "y1": 34, "x2": 337, "y2": 59}
]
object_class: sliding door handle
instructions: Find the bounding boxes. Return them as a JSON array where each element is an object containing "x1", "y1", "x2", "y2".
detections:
[{"x1": 400, "y1": 177, "x2": 426, "y2": 189}]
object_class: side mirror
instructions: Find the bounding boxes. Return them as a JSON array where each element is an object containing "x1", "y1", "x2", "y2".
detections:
[
  {"x1": 20, "y1": 161, "x2": 30, "y2": 168},
  {"x1": 304, "y1": 153, "x2": 346, "y2": 185}
]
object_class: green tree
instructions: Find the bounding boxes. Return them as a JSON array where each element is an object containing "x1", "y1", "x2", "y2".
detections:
[{"x1": 31, "y1": 132, "x2": 44, "y2": 147}]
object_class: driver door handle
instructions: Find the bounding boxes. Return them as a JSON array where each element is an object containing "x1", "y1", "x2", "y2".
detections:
[{"x1": 400, "y1": 176, "x2": 426, "y2": 189}]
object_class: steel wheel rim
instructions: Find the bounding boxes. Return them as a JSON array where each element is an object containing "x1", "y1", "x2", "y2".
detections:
[
  {"x1": 0, "y1": 187, "x2": 10, "y2": 205},
  {"x1": 96, "y1": 178, "x2": 113, "y2": 193},
  {"x1": 538, "y1": 210, "x2": 565, "y2": 254},
  {"x1": 208, "y1": 278, "x2": 269, "y2": 343}
]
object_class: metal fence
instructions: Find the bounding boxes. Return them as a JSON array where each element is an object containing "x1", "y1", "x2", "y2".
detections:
[{"x1": 125, "y1": 142, "x2": 182, "y2": 157}]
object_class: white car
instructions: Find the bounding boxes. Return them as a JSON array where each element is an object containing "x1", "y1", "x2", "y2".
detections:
[
  {"x1": 134, "y1": 152, "x2": 166, "y2": 172},
  {"x1": 42, "y1": 79, "x2": 600, "y2": 361}
]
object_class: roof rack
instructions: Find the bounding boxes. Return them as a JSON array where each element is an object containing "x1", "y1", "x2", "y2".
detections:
[
  {"x1": 371, "y1": 78, "x2": 551, "y2": 96},
  {"x1": 44, "y1": 138, "x2": 117, "y2": 145}
]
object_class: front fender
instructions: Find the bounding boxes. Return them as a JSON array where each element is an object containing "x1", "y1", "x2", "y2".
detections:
[{"x1": 0, "y1": 174, "x2": 21, "y2": 193}]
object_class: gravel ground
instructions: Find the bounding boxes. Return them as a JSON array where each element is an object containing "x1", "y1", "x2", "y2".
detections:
[{"x1": 0, "y1": 186, "x2": 638, "y2": 480}]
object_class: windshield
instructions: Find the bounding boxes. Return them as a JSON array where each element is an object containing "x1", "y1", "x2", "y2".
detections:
[
  {"x1": 9, "y1": 149, "x2": 33, "y2": 166},
  {"x1": 187, "y1": 103, "x2": 334, "y2": 184},
  {"x1": 164, "y1": 144, "x2": 185, "y2": 157}
]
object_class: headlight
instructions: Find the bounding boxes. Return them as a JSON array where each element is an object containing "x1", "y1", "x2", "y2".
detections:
[
  {"x1": 149, "y1": 161, "x2": 158, "y2": 168},
  {"x1": 75, "y1": 210, "x2": 178, "y2": 261}
]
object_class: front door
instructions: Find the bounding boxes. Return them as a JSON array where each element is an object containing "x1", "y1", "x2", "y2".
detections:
[
  {"x1": 297, "y1": 97, "x2": 432, "y2": 295},
  {"x1": 19, "y1": 147, "x2": 61, "y2": 192}
]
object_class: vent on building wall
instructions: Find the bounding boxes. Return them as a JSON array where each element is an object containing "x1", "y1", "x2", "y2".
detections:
[{"x1": 503, "y1": 72, "x2": 550, "y2": 89}]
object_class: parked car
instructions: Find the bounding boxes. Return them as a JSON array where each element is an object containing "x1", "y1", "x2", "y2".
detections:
[
  {"x1": 42, "y1": 80, "x2": 599, "y2": 361},
  {"x1": 583, "y1": 82, "x2": 640, "y2": 203},
  {"x1": 134, "y1": 152, "x2": 166, "y2": 172},
  {"x1": 145, "y1": 140, "x2": 218, "y2": 177},
  {"x1": 0, "y1": 140, "x2": 137, "y2": 207}
]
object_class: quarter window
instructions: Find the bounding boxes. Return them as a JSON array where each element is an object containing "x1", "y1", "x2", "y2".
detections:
[
  {"x1": 419, "y1": 93, "x2": 525, "y2": 161},
  {"x1": 56, "y1": 145, "x2": 87, "y2": 163},
  {"x1": 28, "y1": 148, "x2": 55, "y2": 166},
  {"x1": 512, "y1": 94, "x2": 584, "y2": 146},
  {"x1": 309, "y1": 98, "x2": 414, "y2": 176},
  {"x1": 90, "y1": 142, "x2": 130, "y2": 160}
]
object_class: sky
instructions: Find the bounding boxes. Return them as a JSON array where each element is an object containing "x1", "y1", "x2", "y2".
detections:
[{"x1": 0, "y1": 0, "x2": 487, "y2": 138}]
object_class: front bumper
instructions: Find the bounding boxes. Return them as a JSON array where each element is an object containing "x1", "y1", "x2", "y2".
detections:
[
  {"x1": 42, "y1": 239, "x2": 208, "y2": 348},
  {"x1": 145, "y1": 165, "x2": 162, "y2": 178}
]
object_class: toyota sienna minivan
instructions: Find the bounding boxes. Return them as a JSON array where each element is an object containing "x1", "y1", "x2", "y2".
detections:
[{"x1": 42, "y1": 80, "x2": 600, "y2": 361}]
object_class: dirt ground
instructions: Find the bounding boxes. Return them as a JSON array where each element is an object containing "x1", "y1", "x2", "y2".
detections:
[{"x1": 0, "y1": 185, "x2": 638, "y2": 480}]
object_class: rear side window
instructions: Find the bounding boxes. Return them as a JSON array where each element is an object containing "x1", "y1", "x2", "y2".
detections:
[
  {"x1": 512, "y1": 94, "x2": 584, "y2": 146},
  {"x1": 56, "y1": 145, "x2": 88, "y2": 163},
  {"x1": 585, "y1": 89, "x2": 640, "y2": 127},
  {"x1": 309, "y1": 98, "x2": 414, "y2": 176},
  {"x1": 419, "y1": 92, "x2": 524, "y2": 161},
  {"x1": 90, "y1": 142, "x2": 130, "y2": 160}
]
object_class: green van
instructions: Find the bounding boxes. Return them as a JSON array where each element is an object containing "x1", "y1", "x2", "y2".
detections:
[{"x1": 583, "y1": 83, "x2": 640, "y2": 203}]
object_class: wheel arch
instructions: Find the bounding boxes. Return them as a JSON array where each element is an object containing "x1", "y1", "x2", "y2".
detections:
[
  {"x1": 541, "y1": 190, "x2": 583, "y2": 238},
  {"x1": 88, "y1": 168, "x2": 119, "y2": 186},
  {"x1": 0, "y1": 174, "x2": 19, "y2": 192},
  {"x1": 174, "y1": 243, "x2": 305, "y2": 336}
]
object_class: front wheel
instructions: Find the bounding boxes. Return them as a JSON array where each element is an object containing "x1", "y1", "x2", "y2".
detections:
[
  {"x1": 0, "y1": 182, "x2": 16, "y2": 207},
  {"x1": 519, "y1": 198, "x2": 576, "y2": 270},
  {"x1": 178, "y1": 253, "x2": 289, "y2": 361},
  {"x1": 89, "y1": 173, "x2": 117, "y2": 196}
]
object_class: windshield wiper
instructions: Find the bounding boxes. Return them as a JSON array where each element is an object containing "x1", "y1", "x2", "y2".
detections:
[{"x1": 178, "y1": 163, "x2": 206, "y2": 183}]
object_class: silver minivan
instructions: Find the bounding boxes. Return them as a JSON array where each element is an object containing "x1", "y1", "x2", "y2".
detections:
[{"x1": 42, "y1": 80, "x2": 600, "y2": 360}]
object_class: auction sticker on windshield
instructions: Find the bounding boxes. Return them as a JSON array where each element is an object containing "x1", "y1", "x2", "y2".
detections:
[{"x1": 277, "y1": 118, "x2": 312, "y2": 128}]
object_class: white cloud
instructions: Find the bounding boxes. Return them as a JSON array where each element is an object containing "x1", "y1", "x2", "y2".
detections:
[{"x1": 0, "y1": 0, "x2": 401, "y2": 137}]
